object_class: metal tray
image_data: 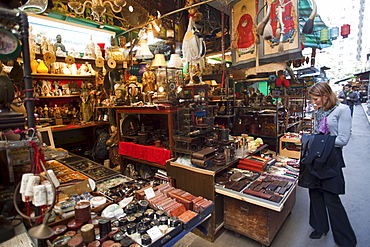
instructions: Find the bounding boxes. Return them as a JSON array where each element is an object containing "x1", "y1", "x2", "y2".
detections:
[
  {"x1": 57, "y1": 155, "x2": 85, "y2": 164},
  {"x1": 64, "y1": 159, "x2": 101, "y2": 171},
  {"x1": 96, "y1": 174, "x2": 133, "y2": 192},
  {"x1": 82, "y1": 166, "x2": 119, "y2": 181}
]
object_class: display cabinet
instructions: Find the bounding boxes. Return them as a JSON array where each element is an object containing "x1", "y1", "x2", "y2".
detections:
[
  {"x1": 168, "y1": 68, "x2": 184, "y2": 87},
  {"x1": 285, "y1": 95, "x2": 305, "y2": 132},
  {"x1": 206, "y1": 73, "x2": 235, "y2": 130},
  {"x1": 172, "y1": 105, "x2": 217, "y2": 157},
  {"x1": 115, "y1": 106, "x2": 177, "y2": 170},
  {"x1": 51, "y1": 122, "x2": 109, "y2": 155},
  {"x1": 182, "y1": 84, "x2": 210, "y2": 102},
  {"x1": 173, "y1": 105, "x2": 216, "y2": 136},
  {"x1": 153, "y1": 67, "x2": 183, "y2": 103}
]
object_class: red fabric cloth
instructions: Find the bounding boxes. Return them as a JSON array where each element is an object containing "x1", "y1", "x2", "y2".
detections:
[
  {"x1": 118, "y1": 141, "x2": 170, "y2": 166},
  {"x1": 52, "y1": 123, "x2": 103, "y2": 131}
]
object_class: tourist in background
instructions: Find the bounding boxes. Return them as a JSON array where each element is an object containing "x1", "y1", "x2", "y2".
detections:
[
  {"x1": 352, "y1": 86, "x2": 361, "y2": 105},
  {"x1": 338, "y1": 84, "x2": 358, "y2": 117}
]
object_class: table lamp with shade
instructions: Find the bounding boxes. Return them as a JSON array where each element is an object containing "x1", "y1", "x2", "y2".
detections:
[
  {"x1": 167, "y1": 54, "x2": 183, "y2": 68},
  {"x1": 135, "y1": 39, "x2": 154, "y2": 60}
]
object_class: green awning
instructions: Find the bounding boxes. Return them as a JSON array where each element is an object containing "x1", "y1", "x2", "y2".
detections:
[{"x1": 299, "y1": 0, "x2": 332, "y2": 49}]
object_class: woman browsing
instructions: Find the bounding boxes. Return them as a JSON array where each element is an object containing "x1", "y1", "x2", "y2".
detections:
[{"x1": 299, "y1": 82, "x2": 357, "y2": 247}]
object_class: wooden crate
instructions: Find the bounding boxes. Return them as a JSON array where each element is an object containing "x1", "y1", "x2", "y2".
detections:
[
  {"x1": 279, "y1": 137, "x2": 301, "y2": 159},
  {"x1": 224, "y1": 188, "x2": 296, "y2": 246}
]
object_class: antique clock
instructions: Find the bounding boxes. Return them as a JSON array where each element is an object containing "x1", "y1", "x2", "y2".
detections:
[{"x1": 0, "y1": 28, "x2": 21, "y2": 61}]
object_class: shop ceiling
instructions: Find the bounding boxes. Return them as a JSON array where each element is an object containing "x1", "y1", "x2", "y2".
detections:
[{"x1": 41, "y1": 0, "x2": 330, "y2": 49}]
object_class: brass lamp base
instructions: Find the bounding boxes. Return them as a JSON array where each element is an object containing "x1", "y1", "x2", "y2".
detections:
[{"x1": 28, "y1": 223, "x2": 54, "y2": 239}]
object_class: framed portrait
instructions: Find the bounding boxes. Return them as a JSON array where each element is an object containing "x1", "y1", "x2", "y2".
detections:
[{"x1": 230, "y1": 0, "x2": 258, "y2": 69}]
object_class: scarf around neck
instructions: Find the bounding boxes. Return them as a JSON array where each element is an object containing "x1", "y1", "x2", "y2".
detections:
[{"x1": 314, "y1": 102, "x2": 339, "y2": 135}]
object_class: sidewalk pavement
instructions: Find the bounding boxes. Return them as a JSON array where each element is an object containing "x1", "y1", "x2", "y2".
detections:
[{"x1": 360, "y1": 103, "x2": 370, "y2": 125}]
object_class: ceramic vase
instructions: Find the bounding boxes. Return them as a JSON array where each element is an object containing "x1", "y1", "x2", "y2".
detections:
[
  {"x1": 37, "y1": 60, "x2": 48, "y2": 73},
  {"x1": 31, "y1": 60, "x2": 39, "y2": 74}
]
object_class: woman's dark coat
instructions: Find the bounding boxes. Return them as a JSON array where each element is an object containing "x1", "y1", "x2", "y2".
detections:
[{"x1": 298, "y1": 134, "x2": 345, "y2": 195}]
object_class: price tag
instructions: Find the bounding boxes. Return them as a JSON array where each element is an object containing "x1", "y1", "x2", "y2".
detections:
[
  {"x1": 119, "y1": 196, "x2": 133, "y2": 208},
  {"x1": 147, "y1": 226, "x2": 162, "y2": 240},
  {"x1": 144, "y1": 187, "x2": 156, "y2": 199}
]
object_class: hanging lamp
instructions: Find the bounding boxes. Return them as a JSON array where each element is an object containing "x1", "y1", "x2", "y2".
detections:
[
  {"x1": 341, "y1": 24, "x2": 350, "y2": 38},
  {"x1": 320, "y1": 28, "x2": 329, "y2": 43},
  {"x1": 330, "y1": 27, "x2": 339, "y2": 40}
]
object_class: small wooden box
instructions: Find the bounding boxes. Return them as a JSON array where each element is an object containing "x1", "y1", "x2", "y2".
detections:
[
  {"x1": 224, "y1": 188, "x2": 296, "y2": 246},
  {"x1": 279, "y1": 137, "x2": 301, "y2": 159}
]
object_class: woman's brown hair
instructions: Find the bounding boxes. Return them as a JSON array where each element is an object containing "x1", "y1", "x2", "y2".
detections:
[{"x1": 308, "y1": 82, "x2": 338, "y2": 110}]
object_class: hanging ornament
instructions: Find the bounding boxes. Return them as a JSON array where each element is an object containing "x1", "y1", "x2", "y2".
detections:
[
  {"x1": 330, "y1": 27, "x2": 339, "y2": 40},
  {"x1": 341, "y1": 24, "x2": 350, "y2": 38},
  {"x1": 275, "y1": 73, "x2": 290, "y2": 87},
  {"x1": 320, "y1": 28, "x2": 329, "y2": 43}
]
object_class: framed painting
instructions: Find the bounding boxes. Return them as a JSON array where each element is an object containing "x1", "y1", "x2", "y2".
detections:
[
  {"x1": 231, "y1": 0, "x2": 302, "y2": 69},
  {"x1": 259, "y1": 0, "x2": 302, "y2": 65},
  {"x1": 230, "y1": 0, "x2": 259, "y2": 69}
]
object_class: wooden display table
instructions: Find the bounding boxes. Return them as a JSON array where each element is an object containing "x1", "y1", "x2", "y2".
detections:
[
  {"x1": 168, "y1": 159, "x2": 297, "y2": 245},
  {"x1": 217, "y1": 186, "x2": 296, "y2": 246}
]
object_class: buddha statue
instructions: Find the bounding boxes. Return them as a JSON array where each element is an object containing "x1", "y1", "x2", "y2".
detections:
[{"x1": 54, "y1": 34, "x2": 66, "y2": 53}]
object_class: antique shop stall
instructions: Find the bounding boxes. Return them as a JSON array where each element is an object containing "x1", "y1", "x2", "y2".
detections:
[{"x1": 0, "y1": 0, "x2": 332, "y2": 246}]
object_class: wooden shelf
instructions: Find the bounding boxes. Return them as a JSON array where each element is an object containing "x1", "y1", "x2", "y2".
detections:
[
  {"x1": 215, "y1": 115, "x2": 235, "y2": 118},
  {"x1": 279, "y1": 137, "x2": 301, "y2": 159},
  {"x1": 32, "y1": 73, "x2": 95, "y2": 80},
  {"x1": 38, "y1": 95, "x2": 80, "y2": 98},
  {"x1": 35, "y1": 54, "x2": 129, "y2": 65},
  {"x1": 286, "y1": 121, "x2": 301, "y2": 129},
  {"x1": 122, "y1": 155, "x2": 167, "y2": 170}
]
